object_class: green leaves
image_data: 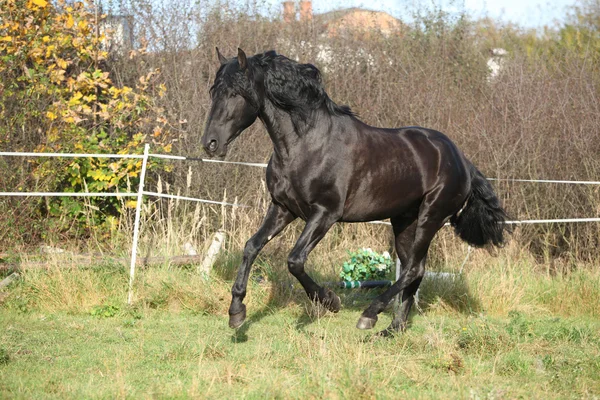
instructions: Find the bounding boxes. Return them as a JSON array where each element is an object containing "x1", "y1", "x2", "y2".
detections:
[
  {"x1": 90, "y1": 304, "x2": 120, "y2": 318},
  {"x1": 339, "y1": 248, "x2": 393, "y2": 282}
]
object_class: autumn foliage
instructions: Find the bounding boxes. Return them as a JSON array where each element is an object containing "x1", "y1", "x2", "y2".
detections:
[{"x1": 0, "y1": 0, "x2": 173, "y2": 237}]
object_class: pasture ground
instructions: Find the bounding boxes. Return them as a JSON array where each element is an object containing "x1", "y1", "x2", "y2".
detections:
[{"x1": 1, "y1": 255, "x2": 599, "y2": 399}]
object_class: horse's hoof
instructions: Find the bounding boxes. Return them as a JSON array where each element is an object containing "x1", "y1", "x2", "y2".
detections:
[
  {"x1": 323, "y1": 289, "x2": 341, "y2": 313},
  {"x1": 375, "y1": 327, "x2": 399, "y2": 338},
  {"x1": 356, "y1": 315, "x2": 378, "y2": 330},
  {"x1": 229, "y1": 305, "x2": 246, "y2": 329}
]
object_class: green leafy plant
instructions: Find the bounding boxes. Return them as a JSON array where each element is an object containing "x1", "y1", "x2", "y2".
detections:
[
  {"x1": 90, "y1": 304, "x2": 119, "y2": 318},
  {"x1": 339, "y1": 248, "x2": 393, "y2": 282}
]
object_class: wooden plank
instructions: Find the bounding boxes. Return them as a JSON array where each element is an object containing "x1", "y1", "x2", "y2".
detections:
[{"x1": 0, "y1": 272, "x2": 20, "y2": 289}]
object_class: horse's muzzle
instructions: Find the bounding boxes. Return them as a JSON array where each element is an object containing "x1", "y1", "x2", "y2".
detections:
[
  {"x1": 203, "y1": 139, "x2": 228, "y2": 159},
  {"x1": 208, "y1": 139, "x2": 218, "y2": 153}
]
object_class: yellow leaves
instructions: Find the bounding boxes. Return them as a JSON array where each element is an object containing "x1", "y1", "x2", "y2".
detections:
[
  {"x1": 47, "y1": 127, "x2": 59, "y2": 142},
  {"x1": 88, "y1": 169, "x2": 111, "y2": 182},
  {"x1": 50, "y1": 71, "x2": 65, "y2": 84},
  {"x1": 125, "y1": 200, "x2": 138, "y2": 209},
  {"x1": 65, "y1": 14, "x2": 74, "y2": 29},
  {"x1": 28, "y1": 47, "x2": 43, "y2": 59},
  {"x1": 108, "y1": 162, "x2": 120, "y2": 173},
  {"x1": 71, "y1": 37, "x2": 83, "y2": 49},
  {"x1": 1, "y1": 0, "x2": 175, "y2": 212},
  {"x1": 105, "y1": 216, "x2": 118, "y2": 231},
  {"x1": 122, "y1": 86, "x2": 132, "y2": 95},
  {"x1": 97, "y1": 105, "x2": 111, "y2": 120},
  {"x1": 61, "y1": 109, "x2": 84, "y2": 124},
  {"x1": 45, "y1": 44, "x2": 56, "y2": 58},
  {"x1": 77, "y1": 70, "x2": 112, "y2": 91},
  {"x1": 131, "y1": 133, "x2": 145, "y2": 145},
  {"x1": 79, "y1": 104, "x2": 92, "y2": 115},
  {"x1": 158, "y1": 83, "x2": 167, "y2": 98},
  {"x1": 109, "y1": 87, "x2": 122, "y2": 98},
  {"x1": 66, "y1": 77, "x2": 76, "y2": 91},
  {"x1": 31, "y1": 0, "x2": 48, "y2": 7},
  {"x1": 68, "y1": 91, "x2": 84, "y2": 106}
]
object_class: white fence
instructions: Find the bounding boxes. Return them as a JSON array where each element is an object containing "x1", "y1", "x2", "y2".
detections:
[{"x1": 2, "y1": 145, "x2": 600, "y2": 303}]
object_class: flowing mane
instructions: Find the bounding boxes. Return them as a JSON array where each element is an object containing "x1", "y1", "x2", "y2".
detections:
[
  {"x1": 252, "y1": 51, "x2": 354, "y2": 119},
  {"x1": 210, "y1": 50, "x2": 355, "y2": 134}
]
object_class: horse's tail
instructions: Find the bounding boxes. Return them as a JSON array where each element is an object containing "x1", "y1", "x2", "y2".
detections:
[{"x1": 450, "y1": 160, "x2": 511, "y2": 247}]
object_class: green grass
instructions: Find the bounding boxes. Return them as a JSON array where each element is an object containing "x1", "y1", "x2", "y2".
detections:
[{"x1": 1, "y1": 258, "x2": 600, "y2": 399}]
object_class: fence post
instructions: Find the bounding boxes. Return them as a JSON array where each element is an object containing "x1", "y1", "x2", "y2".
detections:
[{"x1": 127, "y1": 143, "x2": 150, "y2": 305}]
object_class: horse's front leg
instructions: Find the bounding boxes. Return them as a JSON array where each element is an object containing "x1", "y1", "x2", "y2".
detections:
[
  {"x1": 287, "y1": 208, "x2": 341, "y2": 313},
  {"x1": 229, "y1": 202, "x2": 295, "y2": 328}
]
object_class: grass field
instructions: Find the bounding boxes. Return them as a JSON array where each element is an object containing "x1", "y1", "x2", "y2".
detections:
[{"x1": 1, "y1": 253, "x2": 599, "y2": 399}]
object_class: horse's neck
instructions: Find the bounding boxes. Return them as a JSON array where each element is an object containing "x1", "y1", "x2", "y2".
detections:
[{"x1": 258, "y1": 103, "x2": 308, "y2": 159}]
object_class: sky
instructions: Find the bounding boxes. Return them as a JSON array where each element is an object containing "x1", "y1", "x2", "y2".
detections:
[{"x1": 266, "y1": 0, "x2": 578, "y2": 29}]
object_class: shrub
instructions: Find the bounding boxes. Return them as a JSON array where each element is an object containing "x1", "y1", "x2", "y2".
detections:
[
  {"x1": 0, "y1": 0, "x2": 174, "y2": 238},
  {"x1": 339, "y1": 248, "x2": 393, "y2": 282}
]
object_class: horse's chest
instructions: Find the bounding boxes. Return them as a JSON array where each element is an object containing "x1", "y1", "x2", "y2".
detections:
[{"x1": 266, "y1": 169, "x2": 311, "y2": 219}]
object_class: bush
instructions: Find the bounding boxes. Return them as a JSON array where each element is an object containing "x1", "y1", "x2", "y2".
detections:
[
  {"x1": 339, "y1": 248, "x2": 393, "y2": 282},
  {"x1": 0, "y1": 0, "x2": 174, "y2": 241}
]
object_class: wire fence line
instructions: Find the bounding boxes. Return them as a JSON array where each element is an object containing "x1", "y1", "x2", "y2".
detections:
[
  {"x1": 0, "y1": 151, "x2": 145, "y2": 159},
  {"x1": 149, "y1": 153, "x2": 600, "y2": 186},
  {"x1": 0, "y1": 192, "x2": 138, "y2": 197},
  {"x1": 2, "y1": 147, "x2": 600, "y2": 303}
]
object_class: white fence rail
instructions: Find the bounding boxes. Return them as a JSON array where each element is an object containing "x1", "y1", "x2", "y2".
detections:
[{"x1": 2, "y1": 146, "x2": 600, "y2": 303}]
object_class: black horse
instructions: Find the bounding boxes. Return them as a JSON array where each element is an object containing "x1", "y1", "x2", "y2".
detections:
[{"x1": 202, "y1": 48, "x2": 509, "y2": 334}]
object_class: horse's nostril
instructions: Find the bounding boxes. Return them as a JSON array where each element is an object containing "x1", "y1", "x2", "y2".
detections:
[{"x1": 208, "y1": 140, "x2": 218, "y2": 152}]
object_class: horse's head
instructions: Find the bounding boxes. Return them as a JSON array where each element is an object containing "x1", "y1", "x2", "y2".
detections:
[{"x1": 202, "y1": 47, "x2": 260, "y2": 157}]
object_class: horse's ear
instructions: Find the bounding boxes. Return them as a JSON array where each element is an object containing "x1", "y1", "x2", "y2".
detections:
[
  {"x1": 237, "y1": 48, "x2": 247, "y2": 71},
  {"x1": 216, "y1": 47, "x2": 227, "y2": 65}
]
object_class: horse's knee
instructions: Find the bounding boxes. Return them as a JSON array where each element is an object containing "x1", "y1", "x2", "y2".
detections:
[
  {"x1": 243, "y1": 237, "x2": 262, "y2": 259},
  {"x1": 287, "y1": 253, "x2": 305, "y2": 276}
]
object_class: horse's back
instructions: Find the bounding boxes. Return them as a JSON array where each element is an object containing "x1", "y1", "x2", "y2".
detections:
[{"x1": 340, "y1": 123, "x2": 470, "y2": 222}]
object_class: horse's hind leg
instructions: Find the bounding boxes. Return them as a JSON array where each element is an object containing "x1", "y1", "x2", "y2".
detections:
[
  {"x1": 229, "y1": 202, "x2": 295, "y2": 329},
  {"x1": 386, "y1": 218, "x2": 423, "y2": 333},
  {"x1": 357, "y1": 195, "x2": 449, "y2": 331},
  {"x1": 287, "y1": 208, "x2": 341, "y2": 312}
]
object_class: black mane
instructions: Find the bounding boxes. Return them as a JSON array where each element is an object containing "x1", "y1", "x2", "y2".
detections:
[
  {"x1": 210, "y1": 50, "x2": 355, "y2": 135},
  {"x1": 252, "y1": 51, "x2": 354, "y2": 120}
]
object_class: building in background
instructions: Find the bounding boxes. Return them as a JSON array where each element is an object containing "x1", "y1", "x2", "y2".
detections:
[
  {"x1": 278, "y1": 1, "x2": 402, "y2": 72},
  {"x1": 99, "y1": 15, "x2": 134, "y2": 55},
  {"x1": 281, "y1": 1, "x2": 404, "y2": 38},
  {"x1": 487, "y1": 48, "x2": 508, "y2": 82}
]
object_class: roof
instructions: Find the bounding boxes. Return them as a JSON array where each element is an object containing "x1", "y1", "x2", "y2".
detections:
[{"x1": 314, "y1": 8, "x2": 404, "y2": 37}]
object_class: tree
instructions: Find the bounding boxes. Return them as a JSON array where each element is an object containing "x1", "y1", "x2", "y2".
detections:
[{"x1": 0, "y1": 0, "x2": 174, "y2": 238}]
